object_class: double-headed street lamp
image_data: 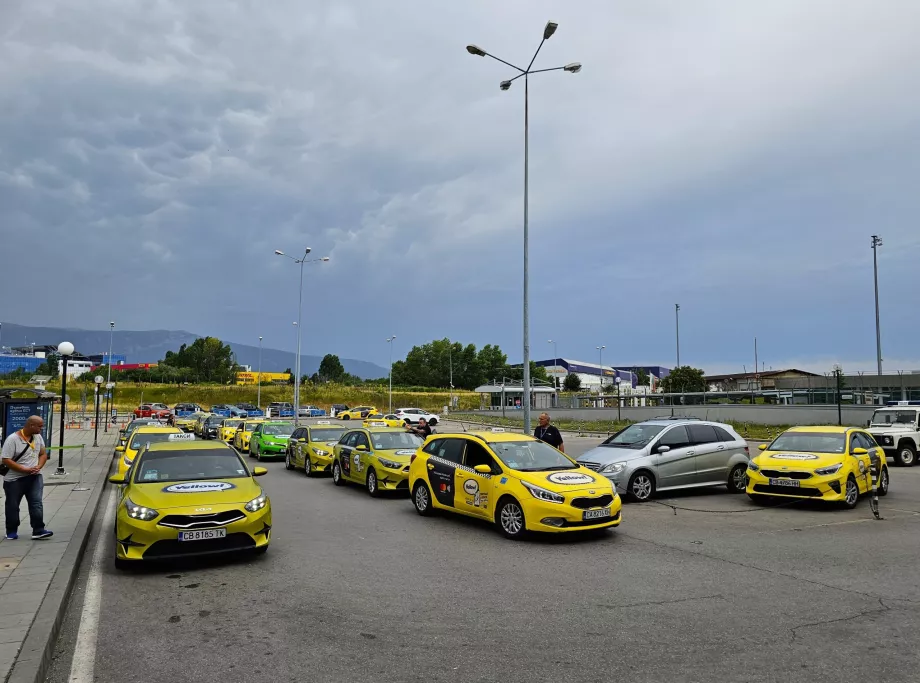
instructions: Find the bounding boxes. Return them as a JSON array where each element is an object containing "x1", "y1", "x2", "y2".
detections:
[
  {"x1": 105, "y1": 321, "x2": 114, "y2": 432},
  {"x1": 467, "y1": 21, "x2": 581, "y2": 433},
  {"x1": 871, "y1": 235, "x2": 883, "y2": 378},
  {"x1": 275, "y1": 248, "x2": 329, "y2": 425},
  {"x1": 386, "y1": 336, "x2": 396, "y2": 413}
]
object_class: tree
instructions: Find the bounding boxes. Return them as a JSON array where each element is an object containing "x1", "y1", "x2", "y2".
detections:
[
  {"x1": 563, "y1": 373, "x2": 582, "y2": 392},
  {"x1": 317, "y1": 354, "x2": 346, "y2": 383},
  {"x1": 160, "y1": 337, "x2": 237, "y2": 383},
  {"x1": 659, "y1": 366, "x2": 706, "y2": 394},
  {"x1": 475, "y1": 344, "x2": 507, "y2": 384},
  {"x1": 633, "y1": 367, "x2": 650, "y2": 386},
  {"x1": 36, "y1": 352, "x2": 60, "y2": 379},
  {"x1": 283, "y1": 368, "x2": 294, "y2": 385}
]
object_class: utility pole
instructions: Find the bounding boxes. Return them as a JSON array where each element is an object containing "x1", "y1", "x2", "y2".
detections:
[
  {"x1": 257, "y1": 336, "x2": 263, "y2": 409},
  {"x1": 675, "y1": 304, "x2": 680, "y2": 368},
  {"x1": 448, "y1": 343, "x2": 453, "y2": 412},
  {"x1": 754, "y1": 336, "x2": 758, "y2": 405},
  {"x1": 871, "y1": 235, "x2": 883, "y2": 379}
]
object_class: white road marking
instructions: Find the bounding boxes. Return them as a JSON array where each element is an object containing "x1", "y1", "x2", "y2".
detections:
[{"x1": 68, "y1": 487, "x2": 116, "y2": 683}]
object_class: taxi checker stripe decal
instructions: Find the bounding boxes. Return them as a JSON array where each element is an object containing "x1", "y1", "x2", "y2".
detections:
[{"x1": 428, "y1": 455, "x2": 492, "y2": 479}]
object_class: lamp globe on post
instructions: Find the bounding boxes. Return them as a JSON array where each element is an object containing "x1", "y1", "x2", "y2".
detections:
[
  {"x1": 55, "y1": 341, "x2": 75, "y2": 475},
  {"x1": 93, "y1": 375, "x2": 103, "y2": 447},
  {"x1": 615, "y1": 376, "x2": 623, "y2": 422}
]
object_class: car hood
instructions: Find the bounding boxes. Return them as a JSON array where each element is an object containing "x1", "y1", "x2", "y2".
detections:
[
  {"x1": 126, "y1": 478, "x2": 262, "y2": 509},
  {"x1": 261, "y1": 434, "x2": 290, "y2": 441},
  {"x1": 576, "y1": 445, "x2": 649, "y2": 465},
  {"x1": 753, "y1": 451, "x2": 845, "y2": 469},
  {"x1": 868, "y1": 425, "x2": 916, "y2": 434},
  {"x1": 511, "y1": 468, "x2": 615, "y2": 495}
]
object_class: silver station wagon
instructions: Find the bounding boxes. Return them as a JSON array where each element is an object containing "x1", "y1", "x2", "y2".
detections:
[{"x1": 576, "y1": 419, "x2": 750, "y2": 501}]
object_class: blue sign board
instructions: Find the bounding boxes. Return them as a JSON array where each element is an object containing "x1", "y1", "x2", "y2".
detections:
[
  {"x1": 245, "y1": 409, "x2": 265, "y2": 417},
  {"x1": 2, "y1": 401, "x2": 52, "y2": 444}
]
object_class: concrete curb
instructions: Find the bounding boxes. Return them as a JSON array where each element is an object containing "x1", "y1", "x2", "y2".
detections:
[{"x1": 6, "y1": 455, "x2": 112, "y2": 683}]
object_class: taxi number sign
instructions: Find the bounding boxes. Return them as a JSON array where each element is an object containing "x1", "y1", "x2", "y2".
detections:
[{"x1": 168, "y1": 433, "x2": 195, "y2": 441}]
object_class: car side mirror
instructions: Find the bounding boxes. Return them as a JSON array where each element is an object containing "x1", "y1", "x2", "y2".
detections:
[
  {"x1": 356, "y1": 445, "x2": 367, "y2": 451},
  {"x1": 115, "y1": 445, "x2": 125, "y2": 452},
  {"x1": 656, "y1": 445, "x2": 670, "y2": 454},
  {"x1": 473, "y1": 464, "x2": 492, "y2": 474},
  {"x1": 851, "y1": 447, "x2": 868, "y2": 456},
  {"x1": 108, "y1": 474, "x2": 125, "y2": 484},
  {"x1": 252, "y1": 466, "x2": 268, "y2": 476},
  {"x1": 299, "y1": 438, "x2": 307, "y2": 442},
  {"x1": 758, "y1": 444, "x2": 767, "y2": 451}
]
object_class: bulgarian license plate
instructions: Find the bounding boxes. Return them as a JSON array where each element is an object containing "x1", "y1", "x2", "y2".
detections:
[
  {"x1": 769, "y1": 479, "x2": 800, "y2": 487},
  {"x1": 178, "y1": 528, "x2": 226, "y2": 542},
  {"x1": 583, "y1": 507, "x2": 611, "y2": 521}
]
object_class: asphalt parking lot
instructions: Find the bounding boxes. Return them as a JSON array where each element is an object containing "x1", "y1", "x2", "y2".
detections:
[{"x1": 48, "y1": 419, "x2": 920, "y2": 682}]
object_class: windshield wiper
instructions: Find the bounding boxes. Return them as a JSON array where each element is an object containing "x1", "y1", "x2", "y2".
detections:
[{"x1": 518, "y1": 465, "x2": 577, "y2": 472}]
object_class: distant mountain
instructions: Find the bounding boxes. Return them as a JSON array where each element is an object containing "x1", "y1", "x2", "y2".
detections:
[{"x1": 0, "y1": 322, "x2": 388, "y2": 379}]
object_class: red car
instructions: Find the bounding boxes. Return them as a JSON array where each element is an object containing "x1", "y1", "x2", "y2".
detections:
[{"x1": 133, "y1": 403, "x2": 171, "y2": 419}]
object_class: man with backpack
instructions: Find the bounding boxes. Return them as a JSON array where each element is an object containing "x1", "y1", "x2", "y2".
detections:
[{"x1": 2, "y1": 415, "x2": 53, "y2": 540}]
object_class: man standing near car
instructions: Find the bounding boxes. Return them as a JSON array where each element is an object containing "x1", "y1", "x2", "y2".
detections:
[
  {"x1": 407, "y1": 418, "x2": 432, "y2": 439},
  {"x1": 2, "y1": 415, "x2": 53, "y2": 540},
  {"x1": 534, "y1": 413, "x2": 565, "y2": 453}
]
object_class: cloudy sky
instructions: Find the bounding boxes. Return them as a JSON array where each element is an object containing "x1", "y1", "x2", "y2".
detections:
[{"x1": 2, "y1": 0, "x2": 919, "y2": 375}]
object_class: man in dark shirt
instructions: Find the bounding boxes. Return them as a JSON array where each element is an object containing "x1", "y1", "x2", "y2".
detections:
[
  {"x1": 407, "y1": 418, "x2": 432, "y2": 439},
  {"x1": 534, "y1": 413, "x2": 564, "y2": 453}
]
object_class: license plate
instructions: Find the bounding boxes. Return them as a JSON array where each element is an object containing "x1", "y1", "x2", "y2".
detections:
[
  {"x1": 178, "y1": 528, "x2": 227, "y2": 541},
  {"x1": 583, "y1": 507, "x2": 611, "y2": 521},
  {"x1": 769, "y1": 479, "x2": 800, "y2": 487}
]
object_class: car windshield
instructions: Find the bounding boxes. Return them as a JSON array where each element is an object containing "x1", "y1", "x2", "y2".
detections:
[
  {"x1": 310, "y1": 428, "x2": 346, "y2": 442},
  {"x1": 134, "y1": 450, "x2": 249, "y2": 483},
  {"x1": 371, "y1": 432, "x2": 423, "y2": 450},
  {"x1": 489, "y1": 440, "x2": 576, "y2": 471},
  {"x1": 602, "y1": 424, "x2": 666, "y2": 449},
  {"x1": 243, "y1": 423, "x2": 259, "y2": 432},
  {"x1": 238, "y1": 404, "x2": 256, "y2": 410},
  {"x1": 205, "y1": 417, "x2": 224, "y2": 426},
  {"x1": 223, "y1": 420, "x2": 242, "y2": 428},
  {"x1": 263, "y1": 424, "x2": 294, "y2": 436},
  {"x1": 768, "y1": 432, "x2": 846, "y2": 454},
  {"x1": 129, "y1": 433, "x2": 179, "y2": 449},
  {"x1": 870, "y1": 410, "x2": 918, "y2": 426}
]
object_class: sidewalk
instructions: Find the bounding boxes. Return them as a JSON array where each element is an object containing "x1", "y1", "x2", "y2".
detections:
[{"x1": 0, "y1": 424, "x2": 115, "y2": 683}]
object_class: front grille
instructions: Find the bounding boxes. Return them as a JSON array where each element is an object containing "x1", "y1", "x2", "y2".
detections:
[
  {"x1": 752, "y1": 484, "x2": 822, "y2": 497},
  {"x1": 580, "y1": 462, "x2": 602, "y2": 472},
  {"x1": 144, "y1": 533, "x2": 255, "y2": 559},
  {"x1": 158, "y1": 510, "x2": 246, "y2": 529},
  {"x1": 570, "y1": 494, "x2": 614, "y2": 509},
  {"x1": 561, "y1": 511, "x2": 621, "y2": 527},
  {"x1": 760, "y1": 470, "x2": 812, "y2": 480}
]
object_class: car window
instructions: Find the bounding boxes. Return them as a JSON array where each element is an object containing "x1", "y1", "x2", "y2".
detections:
[
  {"x1": 292, "y1": 428, "x2": 306, "y2": 440},
  {"x1": 434, "y1": 438, "x2": 466, "y2": 464},
  {"x1": 341, "y1": 432, "x2": 359, "y2": 447},
  {"x1": 688, "y1": 424, "x2": 719, "y2": 445},
  {"x1": 713, "y1": 426, "x2": 736, "y2": 442},
  {"x1": 355, "y1": 433, "x2": 370, "y2": 449},
  {"x1": 252, "y1": 425, "x2": 262, "y2": 434},
  {"x1": 848, "y1": 432, "x2": 862, "y2": 453},
  {"x1": 464, "y1": 441, "x2": 500, "y2": 474},
  {"x1": 658, "y1": 426, "x2": 690, "y2": 449},
  {"x1": 422, "y1": 439, "x2": 443, "y2": 455},
  {"x1": 854, "y1": 432, "x2": 875, "y2": 451}
]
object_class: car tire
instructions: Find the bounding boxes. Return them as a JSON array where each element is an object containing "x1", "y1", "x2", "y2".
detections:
[
  {"x1": 341, "y1": 414, "x2": 350, "y2": 420},
  {"x1": 304, "y1": 456, "x2": 313, "y2": 477},
  {"x1": 428, "y1": 417, "x2": 438, "y2": 426},
  {"x1": 894, "y1": 443, "x2": 916, "y2": 467},
  {"x1": 412, "y1": 482, "x2": 435, "y2": 516},
  {"x1": 843, "y1": 475, "x2": 860, "y2": 509},
  {"x1": 727, "y1": 464, "x2": 748, "y2": 493},
  {"x1": 495, "y1": 497, "x2": 527, "y2": 540},
  {"x1": 332, "y1": 460, "x2": 344, "y2": 486},
  {"x1": 366, "y1": 468, "x2": 381, "y2": 498},
  {"x1": 285, "y1": 451, "x2": 293, "y2": 470},
  {"x1": 626, "y1": 471, "x2": 656, "y2": 502},
  {"x1": 878, "y1": 467, "x2": 890, "y2": 496}
]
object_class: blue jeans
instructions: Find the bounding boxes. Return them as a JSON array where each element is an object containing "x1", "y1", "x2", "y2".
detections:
[{"x1": 3, "y1": 474, "x2": 44, "y2": 534}]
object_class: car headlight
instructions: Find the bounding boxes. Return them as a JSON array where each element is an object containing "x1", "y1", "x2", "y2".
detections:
[
  {"x1": 245, "y1": 491, "x2": 268, "y2": 512},
  {"x1": 521, "y1": 481, "x2": 565, "y2": 504},
  {"x1": 124, "y1": 497, "x2": 158, "y2": 521},
  {"x1": 377, "y1": 457, "x2": 401, "y2": 469},
  {"x1": 747, "y1": 461, "x2": 760, "y2": 472},
  {"x1": 600, "y1": 462, "x2": 626, "y2": 475},
  {"x1": 313, "y1": 448, "x2": 330, "y2": 457},
  {"x1": 815, "y1": 463, "x2": 843, "y2": 475},
  {"x1": 122, "y1": 456, "x2": 133, "y2": 467}
]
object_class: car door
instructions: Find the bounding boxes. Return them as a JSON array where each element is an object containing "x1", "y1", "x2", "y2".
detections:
[
  {"x1": 652, "y1": 425, "x2": 697, "y2": 489},
  {"x1": 425, "y1": 438, "x2": 465, "y2": 508},
  {"x1": 338, "y1": 431, "x2": 359, "y2": 479},
  {"x1": 250, "y1": 424, "x2": 263, "y2": 451},
  {"x1": 455, "y1": 439, "x2": 499, "y2": 519},
  {"x1": 850, "y1": 432, "x2": 875, "y2": 492},
  {"x1": 291, "y1": 428, "x2": 307, "y2": 465},
  {"x1": 687, "y1": 424, "x2": 727, "y2": 484},
  {"x1": 352, "y1": 432, "x2": 372, "y2": 483}
]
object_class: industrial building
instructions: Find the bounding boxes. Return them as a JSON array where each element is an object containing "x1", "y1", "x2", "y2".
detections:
[{"x1": 533, "y1": 358, "x2": 671, "y2": 392}]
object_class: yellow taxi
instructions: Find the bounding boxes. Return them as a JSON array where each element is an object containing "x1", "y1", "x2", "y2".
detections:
[
  {"x1": 220, "y1": 418, "x2": 244, "y2": 442},
  {"x1": 233, "y1": 419, "x2": 264, "y2": 453},
  {"x1": 175, "y1": 412, "x2": 208, "y2": 432},
  {"x1": 193, "y1": 414, "x2": 213, "y2": 437},
  {"x1": 108, "y1": 436, "x2": 271, "y2": 568},
  {"x1": 747, "y1": 426, "x2": 889, "y2": 508},
  {"x1": 286, "y1": 421, "x2": 348, "y2": 475},
  {"x1": 117, "y1": 426, "x2": 183, "y2": 477},
  {"x1": 409, "y1": 429, "x2": 622, "y2": 539},
  {"x1": 337, "y1": 406, "x2": 380, "y2": 421},
  {"x1": 362, "y1": 414, "x2": 404, "y2": 428},
  {"x1": 331, "y1": 426, "x2": 425, "y2": 496}
]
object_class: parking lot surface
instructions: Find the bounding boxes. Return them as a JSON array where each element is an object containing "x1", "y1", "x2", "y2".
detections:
[{"x1": 48, "y1": 423, "x2": 920, "y2": 682}]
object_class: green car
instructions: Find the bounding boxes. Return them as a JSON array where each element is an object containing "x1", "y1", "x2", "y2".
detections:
[{"x1": 249, "y1": 421, "x2": 295, "y2": 460}]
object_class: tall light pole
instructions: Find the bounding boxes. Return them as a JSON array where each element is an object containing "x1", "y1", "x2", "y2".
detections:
[
  {"x1": 92, "y1": 375, "x2": 103, "y2": 447},
  {"x1": 871, "y1": 235, "x2": 883, "y2": 378},
  {"x1": 275, "y1": 249, "x2": 329, "y2": 425},
  {"x1": 466, "y1": 21, "x2": 581, "y2": 434},
  {"x1": 675, "y1": 304, "x2": 681, "y2": 368},
  {"x1": 56, "y1": 341, "x2": 75, "y2": 475},
  {"x1": 386, "y1": 336, "x2": 396, "y2": 413},
  {"x1": 547, "y1": 339, "x2": 558, "y2": 393},
  {"x1": 104, "y1": 321, "x2": 114, "y2": 432},
  {"x1": 257, "y1": 336, "x2": 263, "y2": 409},
  {"x1": 448, "y1": 342, "x2": 454, "y2": 412},
  {"x1": 596, "y1": 345, "x2": 606, "y2": 393}
]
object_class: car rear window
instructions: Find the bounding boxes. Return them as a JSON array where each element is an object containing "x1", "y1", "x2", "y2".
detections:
[
  {"x1": 688, "y1": 424, "x2": 719, "y2": 444},
  {"x1": 713, "y1": 426, "x2": 736, "y2": 442}
]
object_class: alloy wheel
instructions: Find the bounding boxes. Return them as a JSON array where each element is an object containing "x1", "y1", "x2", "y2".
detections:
[
  {"x1": 845, "y1": 479, "x2": 859, "y2": 506},
  {"x1": 632, "y1": 475, "x2": 653, "y2": 500},
  {"x1": 414, "y1": 484, "x2": 429, "y2": 511},
  {"x1": 500, "y1": 502, "x2": 524, "y2": 536}
]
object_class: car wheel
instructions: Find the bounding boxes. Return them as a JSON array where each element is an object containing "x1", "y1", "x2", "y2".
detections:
[
  {"x1": 285, "y1": 451, "x2": 293, "y2": 470},
  {"x1": 843, "y1": 475, "x2": 859, "y2": 509},
  {"x1": 428, "y1": 417, "x2": 438, "y2": 426},
  {"x1": 366, "y1": 468, "x2": 380, "y2": 498},
  {"x1": 413, "y1": 482, "x2": 434, "y2": 516},
  {"x1": 878, "y1": 467, "x2": 890, "y2": 496},
  {"x1": 496, "y1": 497, "x2": 527, "y2": 540},
  {"x1": 727, "y1": 464, "x2": 748, "y2": 493},
  {"x1": 304, "y1": 456, "x2": 313, "y2": 477},
  {"x1": 332, "y1": 460, "x2": 344, "y2": 486},
  {"x1": 894, "y1": 443, "x2": 916, "y2": 467},
  {"x1": 341, "y1": 414, "x2": 350, "y2": 420},
  {"x1": 626, "y1": 471, "x2": 655, "y2": 502}
]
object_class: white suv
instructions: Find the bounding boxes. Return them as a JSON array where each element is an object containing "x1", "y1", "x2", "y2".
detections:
[
  {"x1": 395, "y1": 408, "x2": 439, "y2": 426},
  {"x1": 867, "y1": 403, "x2": 920, "y2": 467}
]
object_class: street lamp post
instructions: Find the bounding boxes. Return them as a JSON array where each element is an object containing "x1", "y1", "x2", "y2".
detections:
[
  {"x1": 275, "y1": 249, "x2": 329, "y2": 425},
  {"x1": 675, "y1": 304, "x2": 681, "y2": 368},
  {"x1": 257, "y1": 336, "x2": 263, "y2": 410},
  {"x1": 466, "y1": 21, "x2": 581, "y2": 434},
  {"x1": 871, "y1": 235, "x2": 883, "y2": 379},
  {"x1": 56, "y1": 341, "x2": 75, "y2": 475},
  {"x1": 448, "y1": 342, "x2": 454, "y2": 413},
  {"x1": 547, "y1": 340, "x2": 558, "y2": 395},
  {"x1": 104, "y1": 321, "x2": 114, "y2": 432},
  {"x1": 92, "y1": 375, "x2": 103, "y2": 447},
  {"x1": 386, "y1": 336, "x2": 396, "y2": 413},
  {"x1": 596, "y1": 345, "x2": 605, "y2": 394},
  {"x1": 615, "y1": 376, "x2": 622, "y2": 422}
]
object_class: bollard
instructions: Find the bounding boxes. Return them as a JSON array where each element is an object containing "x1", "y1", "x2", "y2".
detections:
[{"x1": 74, "y1": 444, "x2": 89, "y2": 491}]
